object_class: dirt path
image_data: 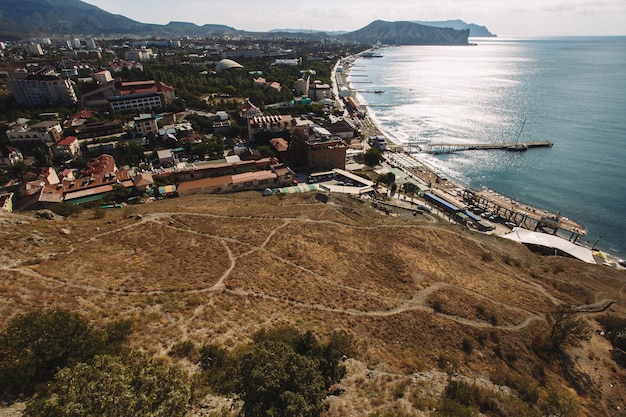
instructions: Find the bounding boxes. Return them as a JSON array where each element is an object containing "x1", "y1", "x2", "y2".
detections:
[{"x1": 2, "y1": 210, "x2": 558, "y2": 331}]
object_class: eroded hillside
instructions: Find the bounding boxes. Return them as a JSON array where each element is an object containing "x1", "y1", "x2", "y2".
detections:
[{"x1": 1, "y1": 192, "x2": 625, "y2": 416}]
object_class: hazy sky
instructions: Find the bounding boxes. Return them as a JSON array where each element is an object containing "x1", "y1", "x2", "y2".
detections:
[{"x1": 83, "y1": 0, "x2": 626, "y2": 37}]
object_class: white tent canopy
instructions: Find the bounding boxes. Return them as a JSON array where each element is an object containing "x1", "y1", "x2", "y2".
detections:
[{"x1": 503, "y1": 228, "x2": 596, "y2": 264}]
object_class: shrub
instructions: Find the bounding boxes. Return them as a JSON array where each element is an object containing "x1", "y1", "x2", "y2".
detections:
[
  {"x1": 26, "y1": 352, "x2": 192, "y2": 417},
  {"x1": 169, "y1": 340, "x2": 197, "y2": 360},
  {"x1": 0, "y1": 309, "x2": 103, "y2": 397}
]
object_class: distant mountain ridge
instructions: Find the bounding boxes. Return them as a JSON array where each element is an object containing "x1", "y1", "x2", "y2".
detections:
[
  {"x1": 0, "y1": 0, "x2": 470, "y2": 45},
  {"x1": 412, "y1": 20, "x2": 496, "y2": 37},
  {"x1": 339, "y1": 20, "x2": 469, "y2": 45}
]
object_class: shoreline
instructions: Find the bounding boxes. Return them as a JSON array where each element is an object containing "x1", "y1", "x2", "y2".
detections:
[{"x1": 333, "y1": 54, "x2": 625, "y2": 266}]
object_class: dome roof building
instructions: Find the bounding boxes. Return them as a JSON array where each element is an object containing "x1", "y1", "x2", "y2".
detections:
[{"x1": 215, "y1": 59, "x2": 244, "y2": 72}]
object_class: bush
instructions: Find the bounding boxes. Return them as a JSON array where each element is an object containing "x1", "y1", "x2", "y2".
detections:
[
  {"x1": 169, "y1": 340, "x2": 197, "y2": 360},
  {"x1": 0, "y1": 309, "x2": 103, "y2": 397},
  {"x1": 26, "y1": 352, "x2": 192, "y2": 417},
  {"x1": 49, "y1": 202, "x2": 82, "y2": 217},
  {"x1": 239, "y1": 340, "x2": 327, "y2": 417}
]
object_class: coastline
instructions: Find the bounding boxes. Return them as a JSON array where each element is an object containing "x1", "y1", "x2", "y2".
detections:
[{"x1": 334, "y1": 54, "x2": 624, "y2": 268}]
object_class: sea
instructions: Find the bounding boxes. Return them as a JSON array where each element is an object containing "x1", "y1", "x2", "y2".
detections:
[{"x1": 348, "y1": 37, "x2": 626, "y2": 260}]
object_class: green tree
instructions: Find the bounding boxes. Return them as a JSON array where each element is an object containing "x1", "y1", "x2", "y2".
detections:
[
  {"x1": 0, "y1": 309, "x2": 103, "y2": 397},
  {"x1": 364, "y1": 148, "x2": 383, "y2": 166},
  {"x1": 26, "y1": 352, "x2": 192, "y2": 417},
  {"x1": 547, "y1": 304, "x2": 591, "y2": 351},
  {"x1": 32, "y1": 146, "x2": 53, "y2": 167},
  {"x1": 239, "y1": 340, "x2": 328, "y2": 417}
]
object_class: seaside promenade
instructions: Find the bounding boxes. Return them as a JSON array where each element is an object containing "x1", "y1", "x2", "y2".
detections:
[{"x1": 333, "y1": 55, "x2": 588, "y2": 244}]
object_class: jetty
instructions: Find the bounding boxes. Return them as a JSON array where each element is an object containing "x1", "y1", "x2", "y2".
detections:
[
  {"x1": 420, "y1": 141, "x2": 553, "y2": 154},
  {"x1": 462, "y1": 188, "x2": 587, "y2": 240}
]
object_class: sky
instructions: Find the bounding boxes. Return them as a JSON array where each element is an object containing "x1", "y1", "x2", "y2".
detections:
[{"x1": 82, "y1": 0, "x2": 626, "y2": 37}]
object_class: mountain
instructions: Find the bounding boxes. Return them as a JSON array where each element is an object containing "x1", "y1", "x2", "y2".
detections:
[
  {"x1": 0, "y1": 0, "x2": 244, "y2": 39},
  {"x1": 0, "y1": 0, "x2": 147, "y2": 38},
  {"x1": 0, "y1": 0, "x2": 470, "y2": 45},
  {"x1": 340, "y1": 20, "x2": 470, "y2": 45},
  {"x1": 413, "y1": 19, "x2": 496, "y2": 37}
]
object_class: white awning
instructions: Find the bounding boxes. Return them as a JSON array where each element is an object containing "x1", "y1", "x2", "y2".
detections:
[{"x1": 503, "y1": 228, "x2": 596, "y2": 264}]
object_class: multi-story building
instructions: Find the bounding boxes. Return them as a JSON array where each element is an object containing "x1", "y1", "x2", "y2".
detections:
[
  {"x1": 80, "y1": 78, "x2": 175, "y2": 113},
  {"x1": 134, "y1": 113, "x2": 158, "y2": 137},
  {"x1": 289, "y1": 126, "x2": 347, "y2": 172},
  {"x1": 7, "y1": 68, "x2": 78, "y2": 108},
  {"x1": 294, "y1": 73, "x2": 310, "y2": 96},
  {"x1": 6, "y1": 120, "x2": 63, "y2": 146},
  {"x1": 125, "y1": 47, "x2": 155, "y2": 61},
  {"x1": 309, "y1": 80, "x2": 331, "y2": 101},
  {"x1": 247, "y1": 114, "x2": 294, "y2": 141}
]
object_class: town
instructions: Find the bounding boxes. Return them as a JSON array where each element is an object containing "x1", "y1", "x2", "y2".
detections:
[{"x1": 0, "y1": 35, "x2": 374, "y2": 212}]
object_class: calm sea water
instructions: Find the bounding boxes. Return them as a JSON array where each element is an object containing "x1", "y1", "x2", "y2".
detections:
[{"x1": 349, "y1": 37, "x2": 626, "y2": 259}]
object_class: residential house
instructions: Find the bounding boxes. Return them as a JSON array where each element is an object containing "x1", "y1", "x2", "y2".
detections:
[
  {"x1": 176, "y1": 164, "x2": 293, "y2": 197},
  {"x1": 6, "y1": 120, "x2": 63, "y2": 146},
  {"x1": 0, "y1": 146, "x2": 24, "y2": 168},
  {"x1": 132, "y1": 172, "x2": 154, "y2": 194},
  {"x1": 241, "y1": 99, "x2": 262, "y2": 120},
  {"x1": 51, "y1": 136, "x2": 81, "y2": 162}
]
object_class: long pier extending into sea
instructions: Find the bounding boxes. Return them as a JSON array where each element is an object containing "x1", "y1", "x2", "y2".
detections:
[{"x1": 420, "y1": 141, "x2": 553, "y2": 154}]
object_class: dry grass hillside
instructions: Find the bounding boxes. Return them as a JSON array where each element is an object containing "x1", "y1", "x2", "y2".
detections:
[{"x1": 1, "y1": 191, "x2": 625, "y2": 416}]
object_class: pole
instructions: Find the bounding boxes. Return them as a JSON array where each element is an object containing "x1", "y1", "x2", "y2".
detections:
[{"x1": 591, "y1": 236, "x2": 601, "y2": 250}]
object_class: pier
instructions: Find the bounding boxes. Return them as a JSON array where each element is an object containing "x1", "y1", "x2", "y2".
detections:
[
  {"x1": 421, "y1": 141, "x2": 553, "y2": 154},
  {"x1": 462, "y1": 188, "x2": 587, "y2": 241}
]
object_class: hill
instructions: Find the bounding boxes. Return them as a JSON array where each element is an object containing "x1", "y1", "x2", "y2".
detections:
[
  {"x1": 1, "y1": 191, "x2": 625, "y2": 416},
  {"x1": 413, "y1": 19, "x2": 496, "y2": 37},
  {"x1": 1, "y1": 0, "x2": 471, "y2": 45},
  {"x1": 340, "y1": 20, "x2": 470, "y2": 45},
  {"x1": 0, "y1": 0, "x2": 244, "y2": 39}
]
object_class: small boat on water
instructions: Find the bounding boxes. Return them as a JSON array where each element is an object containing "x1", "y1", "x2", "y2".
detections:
[{"x1": 374, "y1": 90, "x2": 384, "y2": 94}]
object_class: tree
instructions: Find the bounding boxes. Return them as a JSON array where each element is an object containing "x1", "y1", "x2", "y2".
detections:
[
  {"x1": 26, "y1": 352, "x2": 192, "y2": 417},
  {"x1": 238, "y1": 340, "x2": 327, "y2": 417},
  {"x1": 547, "y1": 304, "x2": 591, "y2": 351},
  {"x1": 0, "y1": 309, "x2": 103, "y2": 397},
  {"x1": 364, "y1": 148, "x2": 383, "y2": 166}
]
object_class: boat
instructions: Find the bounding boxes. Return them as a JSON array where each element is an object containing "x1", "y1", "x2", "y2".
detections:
[
  {"x1": 506, "y1": 119, "x2": 529, "y2": 152},
  {"x1": 374, "y1": 90, "x2": 384, "y2": 94}
]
